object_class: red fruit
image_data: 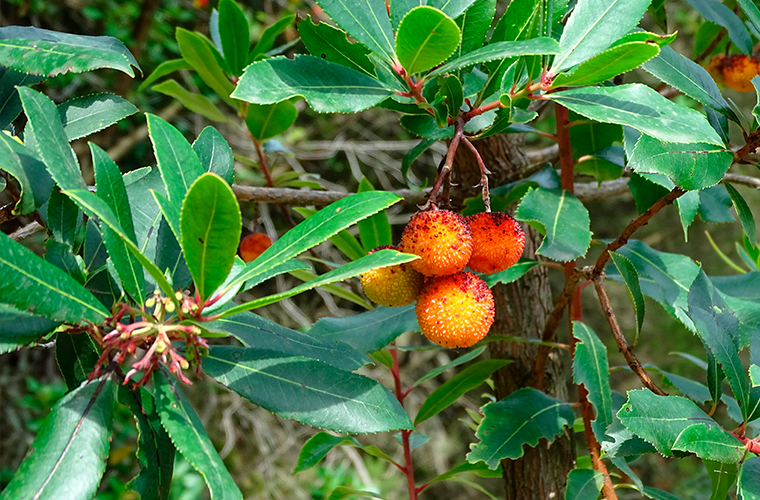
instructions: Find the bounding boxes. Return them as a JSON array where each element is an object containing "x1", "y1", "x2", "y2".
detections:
[
  {"x1": 399, "y1": 209, "x2": 473, "y2": 277},
  {"x1": 239, "y1": 233, "x2": 272, "y2": 263},
  {"x1": 465, "y1": 212, "x2": 525, "y2": 274},
  {"x1": 360, "y1": 245, "x2": 424, "y2": 307},
  {"x1": 415, "y1": 272, "x2": 495, "y2": 348}
]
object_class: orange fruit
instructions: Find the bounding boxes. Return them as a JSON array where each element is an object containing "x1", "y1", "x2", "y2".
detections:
[
  {"x1": 415, "y1": 272, "x2": 495, "y2": 348},
  {"x1": 399, "y1": 209, "x2": 473, "y2": 277},
  {"x1": 465, "y1": 212, "x2": 525, "y2": 274},
  {"x1": 239, "y1": 233, "x2": 272, "y2": 262},
  {"x1": 360, "y1": 245, "x2": 424, "y2": 307},
  {"x1": 722, "y1": 54, "x2": 760, "y2": 92}
]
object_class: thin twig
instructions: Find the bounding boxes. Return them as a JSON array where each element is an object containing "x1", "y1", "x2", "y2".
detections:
[
  {"x1": 461, "y1": 136, "x2": 491, "y2": 212},
  {"x1": 695, "y1": 28, "x2": 727, "y2": 65},
  {"x1": 422, "y1": 119, "x2": 464, "y2": 210}
]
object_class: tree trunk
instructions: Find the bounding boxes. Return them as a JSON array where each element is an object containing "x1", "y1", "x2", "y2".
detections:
[{"x1": 452, "y1": 134, "x2": 575, "y2": 500}]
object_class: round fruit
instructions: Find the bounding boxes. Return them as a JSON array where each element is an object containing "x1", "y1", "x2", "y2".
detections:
[
  {"x1": 465, "y1": 212, "x2": 525, "y2": 274},
  {"x1": 360, "y1": 246, "x2": 424, "y2": 307},
  {"x1": 415, "y1": 272, "x2": 495, "y2": 348},
  {"x1": 399, "y1": 209, "x2": 473, "y2": 277},
  {"x1": 723, "y1": 54, "x2": 760, "y2": 92},
  {"x1": 239, "y1": 233, "x2": 272, "y2": 263}
]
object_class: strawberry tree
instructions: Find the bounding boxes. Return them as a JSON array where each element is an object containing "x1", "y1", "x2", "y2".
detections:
[{"x1": 2, "y1": 0, "x2": 760, "y2": 499}]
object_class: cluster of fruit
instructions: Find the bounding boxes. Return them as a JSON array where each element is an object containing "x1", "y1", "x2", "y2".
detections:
[{"x1": 360, "y1": 209, "x2": 526, "y2": 349}]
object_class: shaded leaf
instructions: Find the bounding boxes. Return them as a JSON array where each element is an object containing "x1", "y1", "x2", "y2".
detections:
[
  {"x1": 294, "y1": 431, "x2": 396, "y2": 474},
  {"x1": 564, "y1": 469, "x2": 605, "y2": 500},
  {"x1": 429, "y1": 38, "x2": 560, "y2": 77},
  {"x1": 193, "y1": 126, "x2": 235, "y2": 186},
  {"x1": 0, "y1": 303, "x2": 60, "y2": 354},
  {"x1": 218, "y1": 0, "x2": 249, "y2": 76},
  {"x1": 152, "y1": 80, "x2": 230, "y2": 123},
  {"x1": 176, "y1": 28, "x2": 236, "y2": 106},
  {"x1": 246, "y1": 101, "x2": 298, "y2": 141},
  {"x1": 48, "y1": 185, "x2": 81, "y2": 247},
  {"x1": 0, "y1": 132, "x2": 39, "y2": 214},
  {"x1": 55, "y1": 331, "x2": 100, "y2": 390},
  {"x1": 298, "y1": 15, "x2": 376, "y2": 77},
  {"x1": 738, "y1": 456, "x2": 760, "y2": 500},
  {"x1": 684, "y1": 0, "x2": 752, "y2": 54},
  {"x1": 703, "y1": 459, "x2": 739, "y2": 500},
  {"x1": 552, "y1": 41, "x2": 660, "y2": 88},
  {"x1": 724, "y1": 182, "x2": 756, "y2": 245},
  {"x1": 609, "y1": 252, "x2": 645, "y2": 340},
  {"x1": 249, "y1": 14, "x2": 296, "y2": 62},
  {"x1": 572, "y1": 321, "x2": 613, "y2": 443},
  {"x1": 414, "y1": 346, "x2": 486, "y2": 388},
  {"x1": 138, "y1": 58, "x2": 192, "y2": 92},
  {"x1": 58, "y1": 93, "x2": 138, "y2": 141},
  {"x1": 147, "y1": 113, "x2": 204, "y2": 205}
]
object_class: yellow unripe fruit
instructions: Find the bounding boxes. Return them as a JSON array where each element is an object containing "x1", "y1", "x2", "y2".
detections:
[
  {"x1": 400, "y1": 209, "x2": 473, "y2": 277},
  {"x1": 360, "y1": 246, "x2": 424, "y2": 307}
]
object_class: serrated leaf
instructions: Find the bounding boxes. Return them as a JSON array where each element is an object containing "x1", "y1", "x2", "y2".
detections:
[
  {"x1": 739, "y1": 456, "x2": 760, "y2": 500},
  {"x1": 565, "y1": 468, "x2": 605, "y2": 500},
  {"x1": 548, "y1": 84, "x2": 724, "y2": 147},
  {"x1": 203, "y1": 345, "x2": 413, "y2": 433},
  {"x1": 180, "y1": 173, "x2": 242, "y2": 302},
  {"x1": 154, "y1": 369, "x2": 242, "y2": 500},
  {"x1": 552, "y1": 41, "x2": 660, "y2": 87},
  {"x1": 246, "y1": 101, "x2": 298, "y2": 141},
  {"x1": 467, "y1": 388, "x2": 575, "y2": 469},
  {"x1": 0, "y1": 26, "x2": 139, "y2": 77},
  {"x1": 684, "y1": 0, "x2": 752, "y2": 54},
  {"x1": 514, "y1": 188, "x2": 592, "y2": 262},
  {"x1": 249, "y1": 14, "x2": 296, "y2": 62},
  {"x1": 551, "y1": 0, "x2": 651, "y2": 73},
  {"x1": 609, "y1": 251, "x2": 645, "y2": 340},
  {"x1": 233, "y1": 55, "x2": 394, "y2": 113},
  {"x1": 193, "y1": 126, "x2": 235, "y2": 186},
  {"x1": 703, "y1": 459, "x2": 739, "y2": 500},
  {"x1": 294, "y1": 431, "x2": 396, "y2": 474},
  {"x1": 48, "y1": 185, "x2": 81, "y2": 247},
  {"x1": 0, "y1": 376, "x2": 115, "y2": 500},
  {"x1": 298, "y1": 16, "x2": 376, "y2": 77},
  {"x1": 289, "y1": 269, "x2": 370, "y2": 308},
  {"x1": 0, "y1": 132, "x2": 39, "y2": 214},
  {"x1": 429, "y1": 37, "x2": 560, "y2": 77},
  {"x1": 58, "y1": 93, "x2": 138, "y2": 141},
  {"x1": 315, "y1": 0, "x2": 395, "y2": 60},
  {"x1": 147, "y1": 113, "x2": 204, "y2": 205},
  {"x1": 0, "y1": 304, "x2": 60, "y2": 354},
  {"x1": 724, "y1": 182, "x2": 756, "y2": 245},
  {"x1": 396, "y1": 6, "x2": 461, "y2": 75},
  {"x1": 481, "y1": 259, "x2": 539, "y2": 286},
  {"x1": 572, "y1": 321, "x2": 613, "y2": 443},
  {"x1": 152, "y1": 80, "x2": 230, "y2": 123},
  {"x1": 671, "y1": 424, "x2": 745, "y2": 463}
]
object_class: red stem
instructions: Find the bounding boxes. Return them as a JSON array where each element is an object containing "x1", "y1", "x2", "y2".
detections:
[{"x1": 390, "y1": 346, "x2": 418, "y2": 500}]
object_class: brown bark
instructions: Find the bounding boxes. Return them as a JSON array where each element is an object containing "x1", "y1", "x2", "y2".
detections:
[{"x1": 453, "y1": 134, "x2": 575, "y2": 500}]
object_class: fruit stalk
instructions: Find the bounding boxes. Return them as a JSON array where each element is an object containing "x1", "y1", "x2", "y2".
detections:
[{"x1": 390, "y1": 346, "x2": 418, "y2": 500}]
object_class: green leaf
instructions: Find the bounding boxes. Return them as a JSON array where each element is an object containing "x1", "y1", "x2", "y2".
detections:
[
  {"x1": 229, "y1": 191, "x2": 402, "y2": 288},
  {"x1": 0, "y1": 133, "x2": 40, "y2": 214},
  {"x1": 118, "y1": 386, "x2": 175, "y2": 500},
  {"x1": 552, "y1": 41, "x2": 660, "y2": 88},
  {"x1": 429, "y1": 37, "x2": 560, "y2": 77},
  {"x1": 289, "y1": 269, "x2": 370, "y2": 308},
  {"x1": 193, "y1": 126, "x2": 235, "y2": 186},
  {"x1": 208, "y1": 310, "x2": 368, "y2": 371},
  {"x1": 249, "y1": 15, "x2": 296, "y2": 62},
  {"x1": 152, "y1": 80, "x2": 230, "y2": 123},
  {"x1": 628, "y1": 135, "x2": 732, "y2": 191},
  {"x1": 0, "y1": 68, "x2": 43, "y2": 130},
  {"x1": 415, "y1": 359, "x2": 511, "y2": 425},
  {"x1": 0, "y1": 304, "x2": 60, "y2": 354},
  {"x1": 737, "y1": 0, "x2": 760, "y2": 38},
  {"x1": 180, "y1": 173, "x2": 242, "y2": 302},
  {"x1": 176, "y1": 28, "x2": 236, "y2": 106},
  {"x1": 246, "y1": 101, "x2": 298, "y2": 141},
  {"x1": 220, "y1": 249, "x2": 416, "y2": 317},
  {"x1": 396, "y1": 6, "x2": 461, "y2": 75},
  {"x1": 481, "y1": 259, "x2": 539, "y2": 286},
  {"x1": 45, "y1": 239, "x2": 86, "y2": 284},
  {"x1": 514, "y1": 188, "x2": 592, "y2": 262},
  {"x1": 315, "y1": 0, "x2": 395, "y2": 60},
  {"x1": 699, "y1": 185, "x2": 734, "y2": 223},
  {"x1": 58, "y1": 93, "x2": 138, "y2": 141},
  {"x1": 293, "y1": 431, "x2": 397, "y2": 474},
  {"x1": 204, "y1": 345, "x2": 413, "y2": 432},
  {"x1": 413, "y1": 346, "x2": 486, "y2": 388},
  {"x1": 0, "y1": 376, "x2": 115, "y2": 500},
  {"x1": 642, "y1": 45, "x2": 737, "y2": 123},
  {"x1": 671, "y1": 425, "x2": 745, "y2": 463},
  {"x1": 427, "y1": 460, "x2": 503, "y2": 484},
  {"x1": 0, "y1": 230, "x2": 109, "y2": 324},
  {"x1": 138, "y1": 58, "x2": 192, "y2": 92},
  {"x1": 55, "y1": 331, "x2": 100, "y2": 390},
  {"x1": 704, "y1": 459, "x2": 739, "y2": 500},
  {"x1": 298, "y1": 15, "x2": 376, "y2": 77},
  {"x1": 609, "y1": 252, "x2": 645, "y2": 341},
  {"x1": 617, "y1": 389, "x2": 725, "y2": 457},
  {"x1": 309, "y1": 304, "x2": 420, "y2": 354},
  {"x1": 644, "y1": 487, "x2": 685, "y2": 500},
  {"x1": 467, "y1": 388, "x2": 575, "y2": 469},
  {"x1": 724, "y1": 182, "x2": 756, "y2": 245},
  {"x1": 564, "y1": 469, "x2": 605, "y2": 500},
  {"x1": 48, "y1": 186, "x2": 81, "y2": 247},
  {"x1": 154, "y1": 369, "x2": 243, "y2": 500},
  {"x1": 356, "y1": 178, "x2": 392, "y2": 252},
  {"x1": 547, "y1": 84, "x2": 724, "y2": 146},
  {"x1": 0, "y1": 26, "x2": 139, "y2": 77},
  {"x1": 92, "y1": 143, "x2": 145, "y2": 304},
  {"x1": 551, "y1": 0, "x2": 651, "y2": 73},
  {"x1": 684, "y1": 0, "x2": 752, "y2": 54},
  {"x1": 572, "y1": 321, "x2": 613, "y2": 443},
  {"x1": 18, "y1": 87, "x2": 85, "y2": 190},
  {"x1": 233, "y1": 55, "x2": 393, "y2": 113},
  {"x1": 452, "y1": 0, "x2": 496, "y2": 59},
  {"x1": 218, "y1": 0, "x2": 250, "y2": 76},
  {"x1": 147, "y1": 113, "x2": 205, "y2": 205},
  {"x1": 437, "y1": 74, "x2": 464, "y2": 120},
  {"x1": 738, "y1": 456, "x2": 760, "y2": 500},
  {"x1": 240, "y1": 258, "x2": 311, "y2": 291}
]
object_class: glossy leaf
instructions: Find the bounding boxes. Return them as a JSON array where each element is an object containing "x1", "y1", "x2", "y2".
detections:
[
  {"x1": 481, "y1": 260, "x2": 540, "y2": 287},
  {"x1": 180, "y1": 173, "x2": 242, "y2": 302},
  {"x1": 413, "y1": 346, "x2": 486, "y2": 388},
  {"x1": 609, "y1": 251, "x2": 645, "y2": 340},
  {"x1": 672, "y1": 424, "x2": 744, "y2": 463},
  {"x1": 48, "y1": 186, "x2": 81, "y2": 247},
  {"x1": 18, "y1": 87, "x2": 85, "y2": 190},
  {"x1": 176, "y1": 28, "x2": 236, "y2": 105},
  {"x1": 514, "y1": 188, "x2": 592, "y2": 262},
  {"x1": 552, "y1": 41, "x2": 660, "y2": 87},
  {"x1": 147, "y1": 113, "x2": 204, "y2": 205},
  {"x1": 452, "y1": 0, "x2": 496, "y2": 59},
  {"x1": 228, "y1": 191, "x2": 401, "y2": 288},
  {"x1": 684, "y1": 0, "x2": 752, "y2": 54},
  {"x1": 551, "y1": 0, "x2": 651, "y2": 72},
  {"x1": 356, "y1": 178, "x2": 393, "y2": 252},
  {"x1": 396, "y1": 6, "x2": 460, "y2": 75},
  {"x1": 152, "y1": 80, "x2": 230, "y2": 123},
  {"x1": 294, "y1": 432, "x2": 395, "y2": 474},
  {"x1": 246, "y1": 101, "x2": 298, "y2": 141},
  {"x1": 704, "y1": 460, "x2": 739, "y2": 500},
  {"x1": 208, "y1": 310, "x2": 368, "y2": 371},
  {"x1": 0, "y1": 304, "x2": 60, "y2": 354},
  {"x1": 204, "y1": 345, "x2": 413, "y2": 433},
  {"x1": 547, "y1": 84, "x2": 724, "y2": 146},
  {"x1": 415, "y1": 359, "x2": 511, "y2": 425},
  {"x1": 724, "y1": 182, "x2": 756, "y2": 245},
  {"x1": 0, "y1": 68, "x2": 43, "y2": 129},
  {"x1": 428, "y1": 37, "x2": 560, "y2": 77},
  {"x1": 154, "y1": 370, "x2": 242, "y2": 500},
  {"x1": 55, "y1": 331, "x2": 100, "y2": 390},
  {"x1": 193, "y1": 126, "x2": 235, "y2": 186},
  {"x1": 309, "y1": 304, "x2": 420, "y2": 353},
  {"x1": 738, "y1": 456, "x2": 760, "y2": 500},
  {"x1": 218, "y1": 0, "x2": 249, "y2": 76},
  {"x1": 0, "y1": 377, "x2": 115, "y2": 500},
  {"x1": 292, "y1": 207, "x2": 366, "y2": 260},
  {"x1": 58, "y1": 93, "x2": 138, "y2": 141},
  {"x1": 298, "y1": 15, "x2": 375, "y2": 77},
  {"x1": 0, "y1": 26, "x2": 139, "y2": 77},
  {"x1": 233, "y1": 55, "x2": 394, "y2": 113},
  {"x1": 289, "y1": 269, "x2": 370, "y2": 308},
  {"x1": 249, "y1": 14, "x2": 296, "y2": 61},
  {"x1": 315, "y1": 0, "x2": 396, "y2": 60},
  {"x1": 565, "y1": 469, "x2": 605, "y2": 500},
  {"x1": 137, "y1": 58, "x2": 192, "y2": 92},
  {"x1": 0, "y1": 133, "x2": 39, "y2": 214},
  {"x1": 572, "y1": 321, "x2": 613, "y2": 443},
  {"x1": 240, "y1": 258, "x2": 311, "y2": 291},
  {"x1": 467, "y1": 388, "x2": 575, "y2": 469}
]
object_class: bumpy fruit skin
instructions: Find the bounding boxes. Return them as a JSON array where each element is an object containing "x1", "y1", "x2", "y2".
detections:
[
  {"x1": 465, "y1": 212, "x2": 525, "y2": 273},
  {"x1": 239, "y1": 233, "x2": 273, "y2": 262},
  {"x1": 723, "y1": 54, "x2": 760, "y2": 92},
  {"x1": 399, "y1": 210, "x2": 473, "y2": 277},
  {"x1": 360, "y1": 245, "x2": 424, "y2": 307},
  {"x1": 415, "y1": 272, "x2": 495, "y2": 348}
]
